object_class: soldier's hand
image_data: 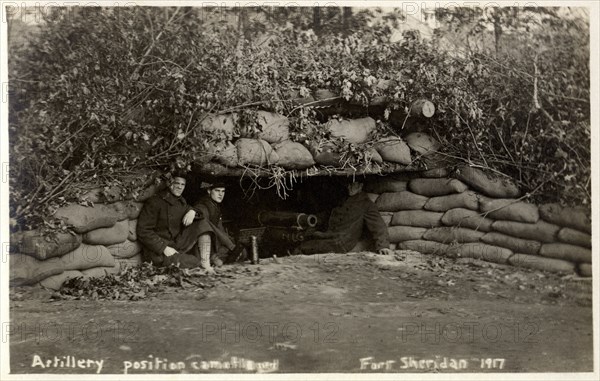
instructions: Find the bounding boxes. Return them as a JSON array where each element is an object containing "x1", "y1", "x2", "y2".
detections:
[
  {"x1": 378, "y1": 248, "x2": 394, "y2": 256},
  {"x1": 182, "y1": 210, "x2": 196, "y2": 226},
  {"x1": 163, "y1": 246, "x2": 178, "y2": 257}
]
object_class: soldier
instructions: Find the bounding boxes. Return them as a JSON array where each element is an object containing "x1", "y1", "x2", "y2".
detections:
[
  {"x1": 192, "y1": 182, "x2": 247, "y2": 267},
  {"x1": 137, "y1": 172, "x2": 216, "y2": 271},
  {"x1": 293, "y1": 180, "x2": 393, "y2": 255}
]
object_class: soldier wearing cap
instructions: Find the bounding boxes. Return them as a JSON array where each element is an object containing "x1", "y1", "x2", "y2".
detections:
[
  {"x1": 294, "y1": 180, "x2": 393, "y2": 255},
  {"x1": 192, "y1": 182, "x2": 247, "y2": 267}
]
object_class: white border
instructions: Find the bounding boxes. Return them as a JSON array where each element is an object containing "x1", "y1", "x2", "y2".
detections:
[{"x1": 0, "y1": 1, "x2": 598, "y2": 380}]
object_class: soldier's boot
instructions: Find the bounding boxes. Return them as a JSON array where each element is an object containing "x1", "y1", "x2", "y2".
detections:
[{"x1": 198, "y1": 234, "x2": 216, "y2": 274}]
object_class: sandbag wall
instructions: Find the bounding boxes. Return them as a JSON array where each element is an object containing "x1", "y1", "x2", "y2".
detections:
[
  {"x1": 366, "y1": 165, "x2": 592, "y2": 277},
  {"x1": 198, "y1": 112, "x2": 420, "y2": 170},
  {"x1": 8, "y1": 191, "x2": 156, "y2": 290}
]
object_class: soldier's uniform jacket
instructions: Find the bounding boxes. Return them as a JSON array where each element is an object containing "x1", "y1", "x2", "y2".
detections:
[
  {"x1": 192, "y1": 195, "x2": 236, "y2": 252},
  {"x1": 137, "y1": 189, "x2": 192, "y2": 263}
]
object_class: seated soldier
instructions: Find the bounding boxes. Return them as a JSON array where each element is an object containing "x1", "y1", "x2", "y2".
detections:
[
  {"x1": 137, "y1": 171, "x2": 215, "y2": 271},
  {"x1": 294, "y1": 180, "x2": 394, "y2": 256},
  {"x1": 192, "y1": 182, "x2": 247, "y2": 267}
]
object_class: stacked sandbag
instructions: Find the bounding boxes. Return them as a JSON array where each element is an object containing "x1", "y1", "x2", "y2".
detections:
[
  {"x1": 408, "y1": 178, "x2": 468, "y2": 197},
  {"x1": 326, "y1": 117, "x2": 376, "y2": 144},
  {"x1": 376, "y1": 191, "x2": 428, "y2": 212},
  {"x1": 197, "y1": 113, "x2": 237, "y2": 137},
  {"x1": 374, "y1": 137, "x2": 412, "y2": 165},
  {"x1": 127, "y1": 219, "x2": 138, "y2": 241},
  {"x1": 405, "y1": 132, "x2": 441, "y2": 156},
  {"x1": 420, "y1": 168, "x2": 450, "y2": 178},
  {"x1": 83, "y1": 220, "x2": 130, "y2": 246},
  {"x1": 11, "y1": 243, "x2": 115, "y2": 287},
  {"x1": 480, "y1": 232, "x2": 541, "y2": 255},
  {"x1": 365, "y1": 148, "x2": 383, "y2": 164},
  {"x1": 441, "y1": 208, "x2": 494, "y2": 232},
  {"x1": 479, "y1": 198, "x2": 539, "y2": 223},
  {"x1": 454, "y1": 165, "x2": 520, "y2": 198},
  {"x1": 557, "y1": 228, "x2": 591, "y2": 249},
  {"x1": 205, "y1": 141, "x2": 239, "y2": 168},
  {"x1": 81, "y1": 265, "x2": 121, "y2": 279},
  {"x1": 454, "y1": 243, "x2": 513, "y2": 264},
  {"x1": 39, "y1": 270, "x2": 84, "y2": 290},
  {"x1": 365, "y1": 170, "x2": 589, "y2": 276},
  {"x1": 539, "y1": 203, "x2": 591, "y2": 234},
  {"x1": 404, "y1": 132, "x2": 450, "y2": 170},
  {"x1": 106, "y1": 240, "x2": 142, "y2": 259},
  {"x1": 424, "y1": 191, "x2": 479, "y2": 212},
  {"x1": 308, "y1": 143, "x2": 343, "y2": 166},
  {"x1": 399, "y1": 240, "x2": 457, "y2": 257},
  {"x1": 508, "y1": 254, "x2": 575, "y2": 274},
  {"x1": 392, "y1": 210, "x2": 443, "y2": 228},
  {"x1": 272, "y1": 140, "x2": 315, "y2": 169},
  {"x1": 54, "y1": 204, "x2": 120, "y2": 234},
  {"x1": 10, "y1": 254, "x2": 65, "y2": 286},
  {"x1": 18, "y1": 230, "x2": 82, "y2": 260},
  {"x1": 236, "y1": 138, "x2": 279, "y2": 166},
  {"x1": 108, "y1": 200, "x2": 144, "y2": 221},
  {"x1": 252, "y1": 111, "x2": 290, "y2": 143},
  {"x1": 115, "y1": 253, "x2": 143, "y2": 270},
  {"x1": 423, "y1": 227, "x2": 484, "y2": 244}
]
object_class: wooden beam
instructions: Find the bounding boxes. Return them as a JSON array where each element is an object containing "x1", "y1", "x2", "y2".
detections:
[{"x1": 194, "y1": 162, "x2": 425, "y2": 178}]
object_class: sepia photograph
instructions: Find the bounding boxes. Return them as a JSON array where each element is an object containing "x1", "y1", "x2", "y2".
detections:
[{"x1": 1, "y1": 1, "x2": 597, "y2": 378}]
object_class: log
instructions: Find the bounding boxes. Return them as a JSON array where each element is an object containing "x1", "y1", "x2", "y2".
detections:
[{"x1": 410, "y1": 99, "x2": 435, "y2": 118}]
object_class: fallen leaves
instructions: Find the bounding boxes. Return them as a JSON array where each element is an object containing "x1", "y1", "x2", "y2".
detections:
[{"x1": 53, "y1": 262, "x2": 219, "y2": 301}]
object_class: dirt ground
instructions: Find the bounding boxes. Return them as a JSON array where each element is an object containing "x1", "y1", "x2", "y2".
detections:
[{"x1": 8, "y1": 251, "x2": 595, "y2": 375}]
